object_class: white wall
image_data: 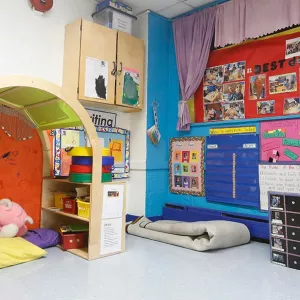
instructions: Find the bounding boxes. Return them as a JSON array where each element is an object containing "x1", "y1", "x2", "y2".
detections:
[
  {"x1": 0, "y1": 0, "x2": 148, "y2": 216},
  {"x1": 127, "y1": 12, "x2": 149, "y2": 216},
  {"x1": 0, "y1": 0, "x2": 95, "y2": 85}
]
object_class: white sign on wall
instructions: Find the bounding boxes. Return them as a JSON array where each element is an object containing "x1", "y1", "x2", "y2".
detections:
[
  {"x1": 86, "y1": 108, "x2": 117, "y2": 128},
  {"x1": 259, "y1": 164, "x2": 300, "y2": 211}
]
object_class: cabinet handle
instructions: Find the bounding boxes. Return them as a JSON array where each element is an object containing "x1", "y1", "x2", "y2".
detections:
[
  {"x1": 111, "y1": 61, "x2": 117, "y2": 76},
  {"x1": 118, "y1": 62, "x2": 123, "y2": 76}
]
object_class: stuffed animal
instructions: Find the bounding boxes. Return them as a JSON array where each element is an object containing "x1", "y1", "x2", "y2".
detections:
[{"x1": 0, "y1": 199, "x2": 33, "y2": 238}]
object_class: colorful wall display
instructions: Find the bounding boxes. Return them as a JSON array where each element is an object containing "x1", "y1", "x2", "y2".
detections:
[
  {"x1": 261, "y1": 119, "x2": 300, "y2": 163},
  {"x1": 52, "y1": 126, "x2": 130, "y2": 179},
  {"x1": 195, "y1": 31, "x2": 300, "y2": 123},
  {"x1": 169, "y1": 137, "x2": 205, "y2": 196}
]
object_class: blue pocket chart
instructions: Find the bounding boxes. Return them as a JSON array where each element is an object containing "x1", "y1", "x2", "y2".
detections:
[{"x1": 206, "y1": 134, "x2": 259, "y2": 208}]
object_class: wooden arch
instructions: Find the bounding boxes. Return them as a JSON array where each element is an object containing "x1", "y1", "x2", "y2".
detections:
[{"x1": 0, "y1": 76, "x2": 103, "y2": 260}]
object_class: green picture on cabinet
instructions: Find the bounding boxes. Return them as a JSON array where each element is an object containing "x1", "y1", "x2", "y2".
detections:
[{"x1": 122, "y1": 68, "x2": 140, "y2": 106}]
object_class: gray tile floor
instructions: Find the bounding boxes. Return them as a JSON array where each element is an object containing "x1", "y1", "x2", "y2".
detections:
[{"x1": 1, "y1": 235, "x2": 300, "y2": 300}]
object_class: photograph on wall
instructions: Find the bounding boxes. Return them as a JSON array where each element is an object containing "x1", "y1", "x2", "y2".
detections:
[
  {"x1": 204, "y1": 102, "x2": 223, "y2": 122},
  {"x1": 223, "y1": 82, "x2": 245, "y2": 102},
  {"x1": 122, "y1": 68, "x2": 140, "y2": 107},
  {"x1": 85, "y1": 57, "x2": 108, "y2": 99},
  {"x1": 257, "y1": 100, "x2": 275, "y2": 115},
  {"x1": 223, "y1": 101, "x2": 245, "y2": 120},
  {"x1": 249, "y1": 75, "x2": 266, "y2": 100},
  {"x1": 204, "y1": 65, "x2": 224, "y2": 86},
  {"x1": 203, "y1": 85, "x2": 223, "y2": 103},
  {"x1": 286, "y1": 37, "x2": 300, "y2": 59},
  {"x1": 269, "y1": 73, "x2": 297, "y2": 94},
  {"x1": 223, "y1": 61, "x2": 246, "y2": 82},
  {"x1": 169, "y1": 137, "x2": 205, "y2": 196},
  {"x1": 283, "y1": 98, "x2": 300, "y2": 115}
]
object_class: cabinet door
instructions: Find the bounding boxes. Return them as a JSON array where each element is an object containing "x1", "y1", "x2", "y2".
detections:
[
  {"x1": 116, "y1": 31, "x2": 144, "y2": 110},
  {"x1": 79, "y1": 20, "x2": 117, "y2": 105}
]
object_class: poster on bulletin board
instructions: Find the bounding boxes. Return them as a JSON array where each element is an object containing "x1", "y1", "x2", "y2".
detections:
[
  {"x1": 261, "y1": 119, "x2": 300, "y2": 162},
  {"x1": 194, "y1": 29, "x2": 300, "y2": 123},
  {"x1": 169, "y1": 137, "x2": 205, "y2": 196},
  {"x1": 51, "y1": 126, "x2": 130, "y2": 179}
]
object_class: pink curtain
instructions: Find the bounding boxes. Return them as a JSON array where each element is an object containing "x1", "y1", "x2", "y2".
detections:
[
  {"x1": 173, "y1": 7, "x2": 216, "y2": 131},
  {"x1": 215, "y1": 0, "x2": 300, "y2": 48}
]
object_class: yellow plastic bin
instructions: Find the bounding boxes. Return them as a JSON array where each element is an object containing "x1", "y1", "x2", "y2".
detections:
[
  {"x1": 67, "y1": 147, "x2": 93, "y2": 157},
  {"x1": 77, "y1": 199, "x2": 90, "y2": 219}
]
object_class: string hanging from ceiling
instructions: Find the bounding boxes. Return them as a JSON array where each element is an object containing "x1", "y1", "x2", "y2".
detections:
[{"x1": 0, "y1": 105, "x2": 37, "y2": 140}]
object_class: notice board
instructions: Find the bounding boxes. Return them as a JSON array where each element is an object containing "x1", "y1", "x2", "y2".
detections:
[
  {"x1": 259, "y1": 164, "x2": 300, "y2": 210},
  {"x1": 195, "y1": 30, "x2": 300, "y2": 123}
]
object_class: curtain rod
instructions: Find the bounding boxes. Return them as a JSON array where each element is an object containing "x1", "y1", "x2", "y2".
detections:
[{"x1": 172, "y1": 0, "x2": 231, "y2": 20}]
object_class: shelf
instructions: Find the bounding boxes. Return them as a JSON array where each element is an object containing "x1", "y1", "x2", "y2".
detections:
[
  {"x1": 57, "y1": 245, "x2": 89, "y2": 260},
  {"x1": 43, "y1": 177, "x2": 91, "y2": 186},
  {"x1": 42, "y1": 207, "x2": 89, "y2": 223}
]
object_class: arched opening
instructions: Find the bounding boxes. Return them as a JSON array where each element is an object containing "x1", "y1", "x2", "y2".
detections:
[{"x1": 0, "y1": 76, "x2": 105, "y2": 260}]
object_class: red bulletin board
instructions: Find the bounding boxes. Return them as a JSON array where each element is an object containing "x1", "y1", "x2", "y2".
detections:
[
  {"x1": 0, "y1": 129, "x2": 43, "y2": 229},
  {"x1": 195, "y1": 30, "x2": 300, "y2": 123}
]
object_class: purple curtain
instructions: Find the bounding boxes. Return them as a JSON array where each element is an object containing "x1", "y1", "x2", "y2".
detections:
[
  {"x1": 173, "y1": 7, "x2": 216, "y2": 131},
  {"x1": 215, "y1": 0, "x2": 300, "y2": 48}
]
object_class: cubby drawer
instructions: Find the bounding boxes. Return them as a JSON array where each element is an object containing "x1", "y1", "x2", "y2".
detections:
[
  {"x1": 285, "y1": 196, "x2": 300, "y2": 212},
  {"x1": 287, "y1": 227, "x2": 300, "y2": 241},
  {"x1": 286, "y1": 213, "x2": 300, "y2": 227},
  {"x1": 288, "y1": 240, "x2": 300, "y2": 256},
  {"x1": 288, "y1": 255, "x2": 300, "y2": 271},
  {"x1": 271, "y1": 211, "x2": 285, "y2": 225},
  {"x1": 271, "y1": 251, "x2": 287, "y2": 266},
  {"x1": 271, "y1": 224, "x2": 286, "y2": 238},
  {"x1": 271, "y1": 237, "x2": 286, "y2": 252}
]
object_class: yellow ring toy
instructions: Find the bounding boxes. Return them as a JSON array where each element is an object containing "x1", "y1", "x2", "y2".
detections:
[{"x1": 66, "y1": 147, "x2": 93, "y2": 157}]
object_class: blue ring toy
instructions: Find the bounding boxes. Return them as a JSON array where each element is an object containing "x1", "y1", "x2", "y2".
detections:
[
  {"x1": 103, "y1": 156, "x2": 114, "y2": 166},
  {"x1": 72, "y1": 156, "x2": 114, "y2": 166},
  {"x1": 72, "y1": 156, "x2": 93, "y2": 166}
]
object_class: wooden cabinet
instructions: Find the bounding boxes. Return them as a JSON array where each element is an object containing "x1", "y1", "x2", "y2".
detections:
[{"x1": 63, "y1": 19, "x2": 144, "y2": 112}]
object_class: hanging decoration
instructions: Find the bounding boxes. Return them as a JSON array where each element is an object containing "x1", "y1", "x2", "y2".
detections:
[
  {"x1": 147, "y1": 101, "x2": 161, "y2": 146},
  {"x1": 0, "y1": 105, "x2": 37, "y2": 140}
]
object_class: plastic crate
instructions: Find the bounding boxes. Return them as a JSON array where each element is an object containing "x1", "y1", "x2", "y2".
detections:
[
  {"x1": 77, "y1": 199, "x2": 90, "y2": 219},
  {"x1": 54, "y1": 193, "x2": 69, "y2": 209},
  {"x1": 92, "y1": 7, "x2": 136, "y2": 34},
  {"x1": 62, "y1": 197, "x2": 77, "y2": 214},
  {"x1": 96, "y1": 1, "x2": 133, "y2": 15},
  {"x1": 60, "y1": 231, "x2": 86, "y2": 250}
]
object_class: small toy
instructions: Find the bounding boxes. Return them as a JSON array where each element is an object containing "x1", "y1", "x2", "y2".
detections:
[{"x1": 0, "y1": 199, "x2": 33, "y2": 238}]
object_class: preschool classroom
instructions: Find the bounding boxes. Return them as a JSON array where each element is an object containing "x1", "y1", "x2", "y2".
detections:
[{"x1": 2, "y1": 0, "x2": 300, "y2": 299}]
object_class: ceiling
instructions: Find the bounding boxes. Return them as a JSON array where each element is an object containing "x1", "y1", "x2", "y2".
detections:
[{"x1": 95, "y1": 0, "x2": 217, "y2": 18}]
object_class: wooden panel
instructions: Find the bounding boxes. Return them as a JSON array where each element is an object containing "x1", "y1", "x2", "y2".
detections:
[
  {"x1": 79, "y1": 20, "x2": 117, "y2": 105},
  {"x1": 116, "y1": 31, "x2": 144, "y2": 110},
  {"x1": 62, "y1": 18, "x2": 82, "y2": 99},
  {"x1": 88, "y1": 181, "x2": 126, "y2": 260}
]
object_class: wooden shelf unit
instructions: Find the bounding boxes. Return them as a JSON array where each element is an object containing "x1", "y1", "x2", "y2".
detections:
[
  {"x1": 42, "y1": 207, "x2": 90, "y2": 222},
  {"x1": 41, "y1": 177, "x2": 126, "y2": 261},
  {"x1": 57, "y1": 245, "x2": 89, "y2": 260}
]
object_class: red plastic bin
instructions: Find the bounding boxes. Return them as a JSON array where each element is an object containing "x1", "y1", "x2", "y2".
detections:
[
  {"x1": 62, "y1": 197, "x2": 77, "y2": 214},
  {"x1": 60, "y1": 231, "x2": 86, "y2": 250}
]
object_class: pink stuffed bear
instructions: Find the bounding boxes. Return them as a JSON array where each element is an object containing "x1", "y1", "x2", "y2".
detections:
[{"x1": 0, "y1": 199, "x2": 33, "y2": 238}]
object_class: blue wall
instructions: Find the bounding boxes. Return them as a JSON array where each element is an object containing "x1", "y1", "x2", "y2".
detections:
[
  {"x1": 146, "y1": 10, "x2": 300, "y2": 218},
  {"x1": 146, "y1": 13, "x2": 171, "y2": 217}
]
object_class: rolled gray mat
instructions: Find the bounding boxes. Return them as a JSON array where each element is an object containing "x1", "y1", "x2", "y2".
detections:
[{"x1": 126, "y1": 217, "x2": 250, "y2": 252}]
